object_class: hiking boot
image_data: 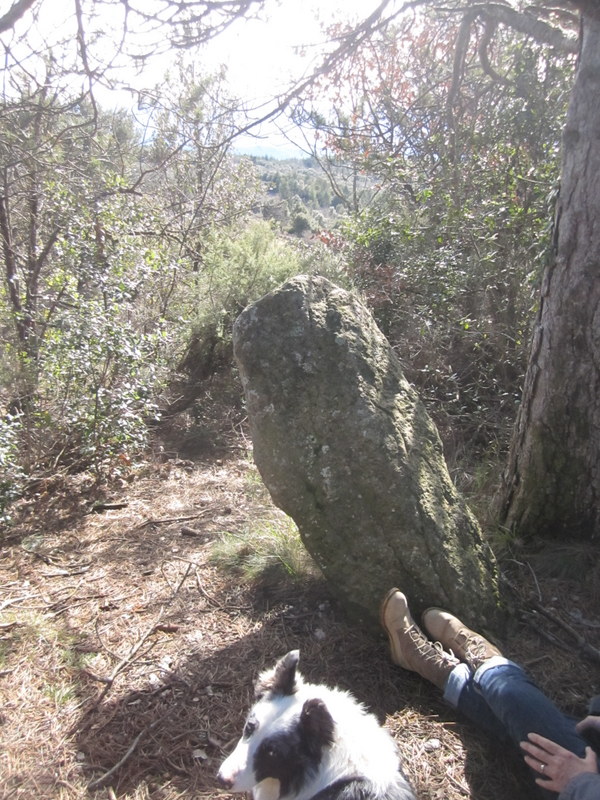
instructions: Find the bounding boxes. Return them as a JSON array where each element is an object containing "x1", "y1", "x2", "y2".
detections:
[
  {"x1": 422, "y1": 607, "x2": 502, "y2": 672},
  {"x1": 380, "y1": 589, "x2": 458, "y2": 690}
]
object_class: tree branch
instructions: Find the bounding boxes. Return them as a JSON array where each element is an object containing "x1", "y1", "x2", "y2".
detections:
[
  {"x1": 222, "y1": 0, "x2": 430, "y2": 146},
  {"x1": 477, "y1": 2, "x2": 579, "y2": 52},
  {"x1": 478, "y1": 17, "x2": 511, "y2": 86},
  {"x1": 0, "y1": 194, "x2": 22, "y2": 317},
  {"x1": 0, "y1": 0, "x2": 38, "y2": 34}
]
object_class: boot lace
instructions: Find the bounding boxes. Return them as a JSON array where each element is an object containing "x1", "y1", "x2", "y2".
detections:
[
  {"x1": 453, "y1": 628, "x2": 493, "y2": 668},
  {"x1": 407, "y1": 625, "x2": 459, "y2": 668}
]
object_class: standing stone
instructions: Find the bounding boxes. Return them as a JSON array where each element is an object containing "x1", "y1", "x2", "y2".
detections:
[{"x1": 233, "y1": 275, "x2": 503, "y2": 630}]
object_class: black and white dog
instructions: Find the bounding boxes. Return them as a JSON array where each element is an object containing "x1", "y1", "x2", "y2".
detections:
[{"x1": 217, "y1": 650, "x2": 416, "y2": 800}]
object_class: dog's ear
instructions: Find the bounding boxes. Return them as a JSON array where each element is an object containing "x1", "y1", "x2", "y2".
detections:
[
  {"x1": 255, "y1": 650, "x2": 301, "y2": 698},
  {"x1": 300, "y1": 698, "x2": 335, "y2": 758}
]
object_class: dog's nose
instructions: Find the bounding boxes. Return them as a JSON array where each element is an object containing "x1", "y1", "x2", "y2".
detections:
[{"x1": 217, "y1": 771, "x2": 234, "y2": 789}]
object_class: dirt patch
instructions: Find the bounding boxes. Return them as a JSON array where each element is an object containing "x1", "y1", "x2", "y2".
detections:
[{"x1": 1, "y1": 423, "x2": 599, "y2": 800}]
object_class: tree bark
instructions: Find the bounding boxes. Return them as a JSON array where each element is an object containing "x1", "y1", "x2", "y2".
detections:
[{"x1": 500, "y1": 10, "x2": 600, "y2": 539}]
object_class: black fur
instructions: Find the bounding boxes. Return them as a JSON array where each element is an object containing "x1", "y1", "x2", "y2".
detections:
[
  {"x1": 310, "y1": 775, "x2": 412, "y2": 800},
  {"x1": 300, "y1": 698, "x2": 335, "y2": 759},
  {"x1": 253, "y1": 698, "x2": 335, "y2": 797},
  {"x1": 255, "y1": 650, "x2": 300, "y2": 698},
  {"x1": 218, "y1": 651, "x2": 417, "y2": 800}
]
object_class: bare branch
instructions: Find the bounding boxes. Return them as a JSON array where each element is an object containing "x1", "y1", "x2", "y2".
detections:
[
  {"x1": 221, "y1": 0, "x2": 430, "y2": 146},
  {"x1": 0, "y1": 0, "x2": 38, "y2": 34},
  {"x1": 478, "y1": 2, "x2": 579, "y2": 52},
  {"x1": 478, "y1": 17, "x2": 512, "y2": 86},
  {"x1": 74, "y1": 0, "x2": 99, "y2": 122},
  {"x1": 0, "y1": 194, "x2": 22, "y2": 317}
]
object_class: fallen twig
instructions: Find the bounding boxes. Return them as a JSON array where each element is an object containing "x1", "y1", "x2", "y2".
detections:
[
  {"x1": 181, "y1": 525, "x2": 207, "y2": 537},
  {"x1": 87, "y1": 716, "x2": 160, "y2": 790},
  {"x1": 0, "y1": 595, "x2": 36, "y2": 612},
  {"x1": 42, "y1": 564, "x2": 91, "y2": 578},
  {"x1": 90, "y1": 502, "x2": 129, "y2": 513},
  {"x1": 504, "y1": 571, "x2": 600, "y2": 664},
  {"x1": 135, "y1": 510, "x2": 211, "y2": 530},
  {"x1": 194, "y1": 566, "x2": 223, "y2": 609},
  {"x1": 529, "y1": 598, "x2": 600, "y2": 665},
  {"x1": 160, "y1": 560, "x2": 192, "y2": 599},
  {"x1": 79, "y1": 609, "x2": 165, "y2": 724}
]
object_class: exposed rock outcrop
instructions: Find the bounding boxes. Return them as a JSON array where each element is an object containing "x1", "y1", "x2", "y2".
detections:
[{"x1": 233, "y1": 275, "x2": 502, "y2": 630}]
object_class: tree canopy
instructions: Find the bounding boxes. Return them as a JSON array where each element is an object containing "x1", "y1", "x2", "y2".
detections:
[{"x1": 2, "y1": 0, "x2": 599, "y2": 543}]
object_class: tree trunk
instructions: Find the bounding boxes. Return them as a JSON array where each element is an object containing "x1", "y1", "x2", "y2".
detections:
[{"x1": 499, "y1": 10, "x2": 600, "y2": 539}]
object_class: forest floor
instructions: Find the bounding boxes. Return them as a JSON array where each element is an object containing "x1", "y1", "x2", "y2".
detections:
[{"x1": 1, "y1": 391, "x2": 600, "y2": 800}]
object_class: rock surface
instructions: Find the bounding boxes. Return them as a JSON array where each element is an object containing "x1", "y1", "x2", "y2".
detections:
[{"x1": 233, "y1": 275, "x2": 502, "y2": 630}]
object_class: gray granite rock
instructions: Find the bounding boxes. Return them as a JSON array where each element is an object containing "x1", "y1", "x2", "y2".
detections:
[{"x1": 233, "y1": 275, "x2": 502, "y2": 631}]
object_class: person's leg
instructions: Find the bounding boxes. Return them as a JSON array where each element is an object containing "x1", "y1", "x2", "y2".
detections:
[
  {"x1": 421, "y1": 607, "x2": 587, "y2": 755},
  {"x1": 381, "y1": 591, "x2": 593, "y2": 797},
  {"x1": 421, "y1": 605, "x2": 596, "y2": 798},
  {"x1": 381, "y1": 591, "x2": 513, "y2": 739},
  {"x1": 473, "y1": 658, "x2": 586, "y2": 756},
  {"x1": 443, "y1": 661, "x2": 511, "y2": 740}
]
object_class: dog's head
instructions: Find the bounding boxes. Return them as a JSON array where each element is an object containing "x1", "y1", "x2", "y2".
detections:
[{"x1": 217, "y1": 651, "x2": 335, "y2": 800}]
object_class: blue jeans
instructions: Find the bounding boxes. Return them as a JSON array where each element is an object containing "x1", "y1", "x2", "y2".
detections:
[{"x1": 444, "y1": 657, "x2": 591, "y2": 798}]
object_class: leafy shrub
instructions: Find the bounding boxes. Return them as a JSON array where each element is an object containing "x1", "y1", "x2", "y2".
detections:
[
  {"x1": 174, "y1": 219, "x2": 350, "y2": 389},
  {"x1": 0, "y1": 413, "x2": 25, "y2": 522},
  {"x1": 37, "y1": 297, "x2": 162, "y2": 475}
]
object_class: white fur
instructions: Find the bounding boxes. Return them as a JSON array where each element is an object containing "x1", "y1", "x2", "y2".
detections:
[{"x1": 218, "y1": 659, "x2": 414, "y2": 800}]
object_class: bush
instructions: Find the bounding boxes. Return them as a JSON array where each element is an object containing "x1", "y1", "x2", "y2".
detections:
[
  {"x1": 37, "y1": 299, "x2": 162, "y2": 474},
  {"x1": 0, "y1": 413, "x2": 25, "y2": 522},
  {"x1": 173, "y1": 219, "x2": 350, "y2": 391}
]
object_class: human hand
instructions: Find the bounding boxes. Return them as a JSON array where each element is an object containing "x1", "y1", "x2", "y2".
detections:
[
  {"x1": 520, "y1": 732, "x2": 598, "y2": 793},
  {"x1": 577, "y1": 716, "x2": 600, "y2": 751},
  {"x1": 576, "y1": 716, "x2": 600, "y2": 735}
]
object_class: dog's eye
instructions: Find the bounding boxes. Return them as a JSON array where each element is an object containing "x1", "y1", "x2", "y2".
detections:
[{"x1": 243, "y1": 719, "x2": 258, "y2": 738}]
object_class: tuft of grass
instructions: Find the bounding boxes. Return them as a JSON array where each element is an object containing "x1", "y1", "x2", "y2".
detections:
[
  {"x1": 210, "y1": 513, "x2": 317, "y2": 586},
  {"x1": 43, "y1": 681, "x2": 78, "y2": 707}
]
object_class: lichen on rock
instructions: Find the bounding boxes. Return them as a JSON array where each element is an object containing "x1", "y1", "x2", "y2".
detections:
[{"x1": 233, "y1": 275, "x2": 503, "y2": 630}]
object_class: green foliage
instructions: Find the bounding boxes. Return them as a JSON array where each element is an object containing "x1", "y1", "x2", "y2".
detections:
[
  {"x1": 305, "y1": 12, "x2": 573, "y2": 460},
  {"x1": 38, "y1": 299, "x2": 161, "y2": 473},
  {"x1": 0, "y1": 62, "x2": 262, "y2": 510},
  {"x1": 200, "y1": 219, "x2": 304, "y2": 318},
  {"x1": 0, "y1": 414, "x2": 25, "y2": 523},
  {"x1": 210, "y1": 513, "x2": 316, "y2": 586},
  {"x1": 257, "y1": 158, "x2": 336, "y2": 210},
  {"x1": 179, "y1": 218, "x2": 348, "y2": 358}
]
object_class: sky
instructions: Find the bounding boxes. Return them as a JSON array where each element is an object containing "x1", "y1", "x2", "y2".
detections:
[
  {"x1": 4, "y1": 0, "x2": 381, "y2": 158},
  {"x1": 206, "y1": 0, "x2": 369, "y2": 98},
  {"x1": 184, "y1": 0, "x2": 380, "y2": 157},
  {"x1": 176, "y1": 0, "x2": 362, "y2": 156}
]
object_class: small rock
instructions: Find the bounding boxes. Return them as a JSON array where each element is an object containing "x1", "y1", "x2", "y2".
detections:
[{"x1": 424, "y1": 738, "x2": 441, "y2": 752}]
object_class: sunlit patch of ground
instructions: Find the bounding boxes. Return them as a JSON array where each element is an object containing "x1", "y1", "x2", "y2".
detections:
[{"x1": 1, "y1": 424, "x2": 599, "y2": 799}]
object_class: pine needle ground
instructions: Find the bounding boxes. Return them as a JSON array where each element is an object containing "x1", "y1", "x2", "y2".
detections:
[{"x1": 1, "y1": 419, "x2": 599, "y2": 800}]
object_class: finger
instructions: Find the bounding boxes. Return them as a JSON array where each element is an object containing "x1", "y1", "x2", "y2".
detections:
[
  {"x1": 584, "y1": 747, "x2": 600, "y2": 771},
  {"x1": 522, "y1": 753, "x2": 551, "y2": 777},
  {"x1": 577, "y1": 717, "x2": 600, "y2": 733},
  {"x1": 520, "y1": 740, "x2": 550, "y2": 760},
  {"x1": 527, "y1": 732, "x2": 561, "y2": 753},
  {"x1": 535, "y1": 777, "x2": 557, "y2": 791}
]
